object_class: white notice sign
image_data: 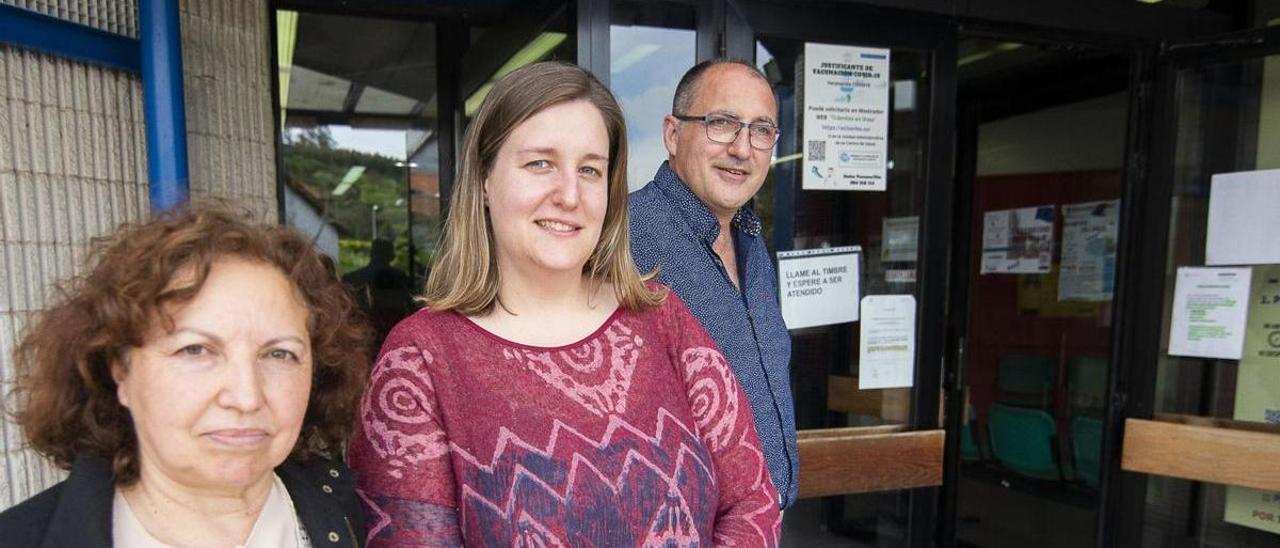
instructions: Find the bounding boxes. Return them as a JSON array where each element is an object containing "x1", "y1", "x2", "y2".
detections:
[
  {"x1": 1206, "y1": 169, "x2": 1280, "y2": 266},
  {"x1": 1168, "y1": 267, "x2": 1252, "y2": 360},
  {"x1": 802, "y1": 43, "x2": 890, "y2": 191},
  {"x1": 777, "y1": 246, "x2": 861, "y2": 329},
  {"x1": 859, "y1": 295, "x2": 916, "y2": 389}
]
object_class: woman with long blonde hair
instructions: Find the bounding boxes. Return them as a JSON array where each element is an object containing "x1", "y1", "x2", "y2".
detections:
[{"x1": 348, "y1": 61, "x2": 781, "y2": 546}]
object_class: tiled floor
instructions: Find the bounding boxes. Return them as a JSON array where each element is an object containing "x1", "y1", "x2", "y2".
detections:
[{"x1": 781, "y1": 498, "x2": 874, "y2": 547}]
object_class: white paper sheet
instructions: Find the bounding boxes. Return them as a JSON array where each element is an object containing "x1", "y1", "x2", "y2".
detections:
[
  {"x1": 1168, "y1": 267, "x2": 1252, "y2": 360},
  {"x1": 777, "y1": 246, "x2": 861, "y2": 329},
  {"x1": 1206, "y1": 169, "x2": 1280, "y2": 266},
  {"x1": 858, "y1": 295, "x2": 916, "y2": 389}
]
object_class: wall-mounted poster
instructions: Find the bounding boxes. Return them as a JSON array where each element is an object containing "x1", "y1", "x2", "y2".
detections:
[
  {"x1": 980, "y1": 205, "x2": 1055, "y2": 274},
  {"x1": 1018, "y1": 268, "x2": 1101, "y2": 319},
  {"x1": 1059, "y1": 200, "x2": 1120, "y2": 302},
  {"x1": 1224, "y1": 265, "x2": 1280, "y2": 535},
  {"x1": 777, "y1": 246, "x2": 861, "y2": 329},
  {"x1": 802, "y1": 42, "x2": 890, "y2": 191}
]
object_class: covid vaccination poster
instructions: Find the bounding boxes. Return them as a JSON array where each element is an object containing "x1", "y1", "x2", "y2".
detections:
[{"x1": 802, "y1": 43, "x2": 890, "y2": 191}]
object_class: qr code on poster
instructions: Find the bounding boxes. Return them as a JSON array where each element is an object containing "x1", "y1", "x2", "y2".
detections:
[
  {"x1": 1265, "y1": 408, "x2": 1280, "y2": 424},
  {"x1": 808, "y1": 141, "x2": 826, "y2": 161}
]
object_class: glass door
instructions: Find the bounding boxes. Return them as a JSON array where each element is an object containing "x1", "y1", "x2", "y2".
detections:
[
  {"x1": 943, "y1": 34, "x2": 1134, "y2": 548},
  {"x1": 730, "y1": 2, "x2": 956, "y2": 546},
  {"x1": 1105, "y1": 24, "x2": 1280, "y2": 548}
]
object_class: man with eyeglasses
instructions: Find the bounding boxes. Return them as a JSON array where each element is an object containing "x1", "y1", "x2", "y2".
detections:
[{"x1": 629, "y1": 58, "x2": 797, "y2": 511}]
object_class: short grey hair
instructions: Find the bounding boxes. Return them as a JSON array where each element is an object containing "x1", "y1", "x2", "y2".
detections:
[{"x1": 671, "y1": 58, "x2": 770, "y2": 115}]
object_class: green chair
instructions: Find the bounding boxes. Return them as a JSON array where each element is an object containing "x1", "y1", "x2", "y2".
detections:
[
  {"x1": 1072, "y1": 416, "x2": 1104, "y2": 488},
  {"x1": 997, "y1": 354, "x2": 1057, "y2": 409},
  {"x1": 988, "y1": 403, "x2": 1061, "y2": 480},
  {"x1": 1067, "y1": 356, "x2": 1108, "y2": 416}
]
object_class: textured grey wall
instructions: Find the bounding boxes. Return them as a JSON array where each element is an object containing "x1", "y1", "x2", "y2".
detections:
[
  {"x1": 5, "y1": 0, "x2": 139, "y2": 37},
  {"x1": 0, "y1": 0, "x2": 275, "y2": 509},
  {"x1": 183, "y1": 0, "x2": 277, "y2": 218}
]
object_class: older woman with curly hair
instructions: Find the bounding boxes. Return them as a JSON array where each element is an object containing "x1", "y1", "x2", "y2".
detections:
[{"x1": 0, "y1": 206, "x2": 372, "y2": 548}]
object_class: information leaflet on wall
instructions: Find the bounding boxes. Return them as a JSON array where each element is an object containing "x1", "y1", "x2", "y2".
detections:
[
  {"x1": 778, "y1": 246, "x2": 861, "y2": 329},
  {"x1": 882, "y1": 216, "x2": 919, "y2": 263},
  {"x1": 1224, "y1": 265, "x2": 1280, "y2": 534},
  {"x1": 980, "y1": 205, "x2": 1055, "y2": 274},
  {"x1": 1058, "y1": 200, "x2": 1119, "y2": 302},
  {"x1": 1206, "y1": 169, "x2": 1280, "y2": 266},
  {"x1": 858, "y1": 295, "x2": 916, "y2": 389},
  {"x1": 802, "y1": 43, "x2": 890, "y2": 191},
  {"x1": 1168, "y1": 267, "x2": 1251, "y2": 360}
]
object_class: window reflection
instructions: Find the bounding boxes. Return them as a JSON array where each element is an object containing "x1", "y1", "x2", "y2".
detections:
[
  {"x1": 277, "y1": 12, "x2": 438, "y2": 343},
  {"x1": 610, "y1": 1, "x2": 695, "y2": 191}
]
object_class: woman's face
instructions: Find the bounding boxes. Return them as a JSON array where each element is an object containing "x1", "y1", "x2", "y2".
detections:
[
  {"x1": 485, "y1": 99, "x2": 611, "y2": 279},
  {"x1": 115, "y1": 258, "x2": 312, "y2": 492}
]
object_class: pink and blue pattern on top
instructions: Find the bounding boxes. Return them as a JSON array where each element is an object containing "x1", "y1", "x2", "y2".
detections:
[{"x1": 348, "y1": 289, "x2": 782, "y2": 547}]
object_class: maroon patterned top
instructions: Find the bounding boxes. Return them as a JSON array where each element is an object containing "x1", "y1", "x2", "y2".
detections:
[{"x1": 348, "y1": 290, "x2": 782, "y2": 546}]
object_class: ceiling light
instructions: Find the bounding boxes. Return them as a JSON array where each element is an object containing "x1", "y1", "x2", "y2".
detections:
[{"x1": 465, "y1": 32, "x2": 568, "y2": 116}]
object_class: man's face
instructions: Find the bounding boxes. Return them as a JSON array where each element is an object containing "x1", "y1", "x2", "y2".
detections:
[{"x1": 664, "y1": 65, "x2": 777, "y2": 221}]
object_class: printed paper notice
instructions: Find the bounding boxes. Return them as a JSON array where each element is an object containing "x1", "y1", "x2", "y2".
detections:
[
  {"x1": 1168, "y1": 267, "x2": 1251, "y2": 360},
  {"x1": 802, "y1": 43, "x2": 890, "y2": 191},
  {"x1": 882, "y1": 216, "x2": 919, "y2": 263},
  {"x1": 1206, "y1": 169, "x2": 1280, "y2": 266},
  {"x1": 859, "y1": 295, "x2": 916, "y2": 389},
  {"x1": 778, "y1": 246, "x2": 861, "y2": 329},
  {"x1": 1224, "y1": 265, "x2": 1280, "y2": 534},
  {"x1": 1059, "y1": 200, "x2": 1119, "y2": 302},
  {"x1": 980, "y1": 206, "x2": 1055, "y2": 274}
]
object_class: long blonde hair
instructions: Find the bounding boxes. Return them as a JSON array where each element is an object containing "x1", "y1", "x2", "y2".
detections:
[{"x1": 423, "y1": 61, "x2": 664, "y2": 315}]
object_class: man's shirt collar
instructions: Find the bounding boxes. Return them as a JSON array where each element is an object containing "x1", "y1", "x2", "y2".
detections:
[{"x1": 652, "y1": 161, "x2": 763, "y2": 241}]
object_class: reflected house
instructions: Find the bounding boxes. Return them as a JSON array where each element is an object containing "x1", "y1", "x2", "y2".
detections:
[{"x1": 410, "y1": 168, "x2": 441, "y2": 218}]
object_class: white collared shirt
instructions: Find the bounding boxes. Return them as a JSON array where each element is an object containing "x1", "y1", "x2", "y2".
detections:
[{"x1": 112, "y1": 474, "x2": 310, "y2": 548}]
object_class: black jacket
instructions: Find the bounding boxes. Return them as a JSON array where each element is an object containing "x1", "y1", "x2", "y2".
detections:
[{"x1": 0, "y1": 456, "x2": 365, "y2": 547}]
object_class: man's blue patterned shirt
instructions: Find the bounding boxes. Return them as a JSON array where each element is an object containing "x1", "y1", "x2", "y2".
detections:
[{"x1": 629, "y1": 161, "x2": 798, "y2": 508}]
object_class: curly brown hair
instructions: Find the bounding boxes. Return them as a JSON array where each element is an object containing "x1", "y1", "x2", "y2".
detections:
[{"x1": 8, "y1": 204, "x2": 372, "y2": 486}]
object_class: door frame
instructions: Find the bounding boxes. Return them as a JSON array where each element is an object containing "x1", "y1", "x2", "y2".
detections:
[
  {"x1": 1102, "y1": 24, "x2": 1280, "y2": 548},
  {"x1": 727, "y1": 1, "x2": 956, "y2": 545}
]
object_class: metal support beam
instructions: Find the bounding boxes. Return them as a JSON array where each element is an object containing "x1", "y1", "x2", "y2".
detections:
[
  {"x1": 436, "y1": 22, "x2": 466, "y2": 221},
  {"x1": 695, "y1": 0, "x2": 725, "y2": 61},
  {"x1": 576, "y1": 0, "x2": 610, "y2": 86},
  {"x1": 0, "y1": 4, "x2": 140, "y2": 72},
  {"x1": 140, "y1": 0, "x2": 191, "y2": 213}
]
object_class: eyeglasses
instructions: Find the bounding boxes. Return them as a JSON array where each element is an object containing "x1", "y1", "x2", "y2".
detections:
[{"x1": 672, "y1": 113, "x2": 780, "y2": 150}]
